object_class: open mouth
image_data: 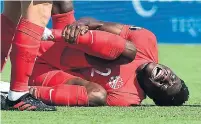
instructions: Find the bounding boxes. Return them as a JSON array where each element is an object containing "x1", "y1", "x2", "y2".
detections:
[{"x1": 152, "y1": 67, "x2": 163, "y2": 80}]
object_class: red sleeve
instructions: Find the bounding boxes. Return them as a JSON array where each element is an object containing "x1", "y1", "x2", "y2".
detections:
[
  {"x1": 119, "y1": 25, "x2": 131, "y2": 39},
  {"x1": 120, "y1": 25, "x2": 158, "y2": 63}
]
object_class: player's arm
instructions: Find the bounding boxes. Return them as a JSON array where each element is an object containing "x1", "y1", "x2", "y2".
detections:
[
  {"x1": 75, "y1": 18, "x2": 137, "y2": 64},
  {"x1": 77, "y1": 17, "x2": 124, "y2": 35},
  {"x1": 75, "y1": 17, "x2": 142, "y2": 41},
  {"x1": 61, "y1": 22, "x2": 136, "y2": 64},
  {"x1": 42, "y1": 28, "x2": 136, "y2": 65}
]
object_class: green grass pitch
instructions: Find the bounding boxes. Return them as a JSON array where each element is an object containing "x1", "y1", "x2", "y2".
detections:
[{"x1": 1, "y1": 44, "x2": 201, "y2": 124}]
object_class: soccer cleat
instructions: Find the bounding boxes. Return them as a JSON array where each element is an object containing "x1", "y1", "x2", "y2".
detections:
[
  {"x1": 1, "y1": 91, "x2": 8, "y2": 110},
  {"x1": 5, "y1": 93, "x2": 56, "y2": 111}
]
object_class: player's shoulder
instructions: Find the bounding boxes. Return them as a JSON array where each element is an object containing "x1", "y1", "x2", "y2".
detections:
[
  {"x1": 129, "y1": 25, "x2": 157, "y2": 42},
  {"x1": 129, "y1": 26, "x2": 158, "y2": 52},
  {"x1": 129, "y1": 25, "x2": 143, "y2": 31}
]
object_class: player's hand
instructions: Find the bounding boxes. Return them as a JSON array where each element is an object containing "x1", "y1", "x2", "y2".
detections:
[{"x1": 62, "y1": 22, "x2": 89, "y2": 44}]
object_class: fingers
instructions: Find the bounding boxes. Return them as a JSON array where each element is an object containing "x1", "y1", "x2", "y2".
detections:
[
  {"x1": 62, "y1": 25, "x2": 69, "y2": 42},
  {"x1": 80, "y1": 26, "x2": 88, "y2": 35},
  {"x1": 74, "y1": 25, "x2": 81, "y2": 41},
  {"x1": 66, "y1": 25, "x2": 72, "y2": 42},
  {"x1": 63, "y1": 25, "x2": 73, "y2": 43},
  {"x1": 63, "y1": 23, "x2": 89, "y2": 44},
  {"x1": 69, "y1": 25, "x2": 76, "y2": 43}
]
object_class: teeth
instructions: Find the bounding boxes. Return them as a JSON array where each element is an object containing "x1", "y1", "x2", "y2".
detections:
[
  {"x1": 153, "y1": 68, "x2": 157, "y2": 77},
  {"x1": 152, "y1": 67, "x2": 162, "y2": 79},
  {"x1": 156, "y1": 70, "x2": 162, "y2": 78}
]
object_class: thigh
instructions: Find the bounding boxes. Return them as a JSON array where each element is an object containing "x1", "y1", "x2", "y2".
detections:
[
  {"x1": 29, "y1": 62, "x2": 76, "y2": 87},
  {"x1": 20, "y1": 1, "x2": 52, "y2": 27}
]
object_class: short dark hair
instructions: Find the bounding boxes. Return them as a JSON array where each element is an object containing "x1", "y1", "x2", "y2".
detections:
[
  {"x1": 137, "y1": 68, "x2": 189, "y2": 106},
  {"x1": 152, "y1": 80, "x2": 189, "y2": 106}
]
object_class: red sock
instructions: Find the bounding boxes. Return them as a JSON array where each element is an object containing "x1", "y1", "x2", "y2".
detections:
[
  {"x1": 77, "y1": 31, "x2": 127, "y2": 60},
  {"x1": 30, "y1": 84, "x2": 89, "y2": 106},
  {"x1": 1, "y1": 14, "x2": 16, "y2": 72},
  {"x1": 54, "y1": 30, "x2": 126, "y2": 60},
  {"x1": 52, "y1": 10, "x2": 76, "y2": 29},
  {"x1": 10, "y1": 18, "x2": 44, "y2": 92}
]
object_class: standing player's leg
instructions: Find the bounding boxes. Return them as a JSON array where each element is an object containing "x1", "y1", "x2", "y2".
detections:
[
  {"x1": 37, "y1": 1, "x2": 75, "y2": 69},
  {"x1": 52, "y1": 1, "x2": 75, "y2": 29},
  {"x1": 1, "y1": 1, "x2": 21, "y2": 72},
  {"x1": 7, "y1": 1, "x2": 55, "y2": 111}
]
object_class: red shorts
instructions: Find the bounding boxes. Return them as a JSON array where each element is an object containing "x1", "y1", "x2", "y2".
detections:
[{"x1": 29, "y1": 59, "x2": 77, "y2": 87}]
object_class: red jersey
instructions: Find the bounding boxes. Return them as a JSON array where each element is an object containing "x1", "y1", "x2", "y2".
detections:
[
  {"x1": 36, "y1": 26, "x2": 158, "y2": 106},
  {"x1": 75, "y1": 27, "x2": 158, "y2": 106}
]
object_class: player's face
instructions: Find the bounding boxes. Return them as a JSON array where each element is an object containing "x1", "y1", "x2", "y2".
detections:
[{"x1": 136, "y1": 63, "x2": 182, "y2": 97}]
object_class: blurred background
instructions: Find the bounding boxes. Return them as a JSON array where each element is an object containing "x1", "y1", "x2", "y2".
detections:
[
  {"x1": 61, "y1": 0, "x2": 201, "y2": 44},
  {"x1": 1, "y1": 0, "x2": 201, "y2": 44}
]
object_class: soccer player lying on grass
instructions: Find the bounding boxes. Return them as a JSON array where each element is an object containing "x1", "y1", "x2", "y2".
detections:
[
  {"x1": 27, "y1": 17, "x2": 189, "y2": 106},
  {"x1": 1, "y1": 1, "x2": 189, "y2": 107},
  {"x1": 1, "y1": 18, "x2": 189, "y2": 108},
  {"x1": 1, "y1": 18, "x2": 189, "y2": 107}
]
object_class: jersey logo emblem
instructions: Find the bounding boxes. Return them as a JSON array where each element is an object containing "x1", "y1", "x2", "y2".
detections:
[{"x1": 108, "y1": 76, "x2": 124, "y2": 89}]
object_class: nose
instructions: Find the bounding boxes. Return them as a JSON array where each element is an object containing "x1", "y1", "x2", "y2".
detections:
[{"x1": 162, "y1": 70, "x2": 173, "y2": 86}]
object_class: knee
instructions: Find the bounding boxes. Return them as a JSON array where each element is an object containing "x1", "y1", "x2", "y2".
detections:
[
  {"x1": 52, "y1": 1, "x2": 74, "y2": 14},
  {"x1": 88, "y1": 86, "x2": 107, "y2": 106}
]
